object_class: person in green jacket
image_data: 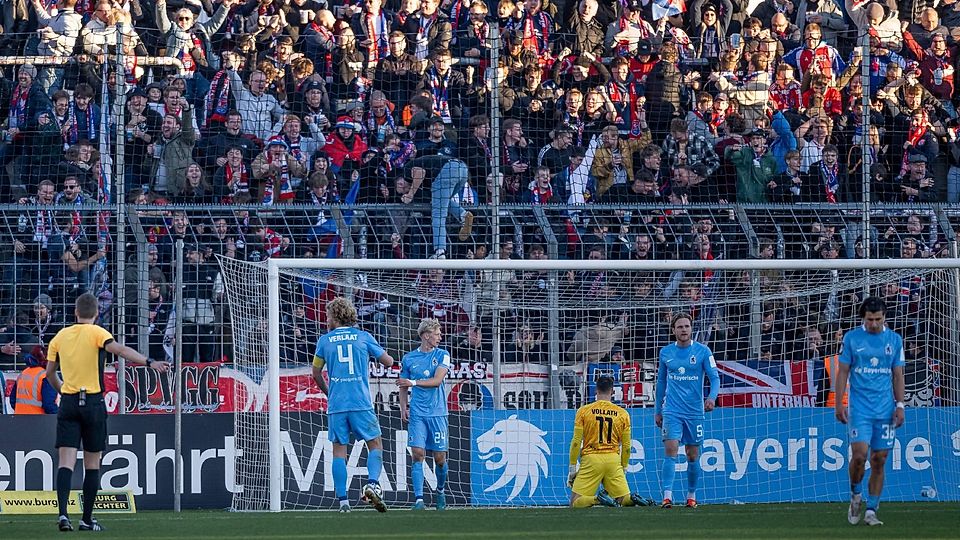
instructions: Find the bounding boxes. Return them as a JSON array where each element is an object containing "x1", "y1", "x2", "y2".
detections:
[{"x1": 725, "y1": 129, "x2": 779, "y2": 203}]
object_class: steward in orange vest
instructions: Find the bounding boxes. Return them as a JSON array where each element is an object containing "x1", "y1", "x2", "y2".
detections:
[
  {"x1": 11, "y1": 346, "x2": 58, "y2": 414},
  {"x1": 824, "y1": 353, "x2": 849, "y2": 408}
]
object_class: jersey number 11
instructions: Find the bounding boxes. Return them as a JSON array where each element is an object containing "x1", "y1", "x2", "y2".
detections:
[{"x1": 595, "y1": 416, "x2": 613, "y2": 444}]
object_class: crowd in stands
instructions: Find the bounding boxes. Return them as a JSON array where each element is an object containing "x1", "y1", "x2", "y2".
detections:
[{"x1": 0, "y1": 0, "x2": 958, "y2": 376}]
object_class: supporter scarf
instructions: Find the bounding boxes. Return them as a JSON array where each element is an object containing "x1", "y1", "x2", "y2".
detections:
[
  {"x1": 701, "y1": 26, "x2": 719, "y2": 58},
  {"x1": 366, "y1": 108, "x2": 396, "y2": 135},
  {"x1": 528, "y1": 184, "x2": 553, "y2": 204},
  {"x1": 263, "y1": 154, "x2": 293, "y2": 205},
  {"x1": 62, "y1": 192, "x2": 87, "y2": 243},
  {"x1": 33, "y1": 209, "x2": 52, "y2": 246},
  {"x1": 447, "y1": 0, "x2": 465, "y2": 33},
  {"x1": 471, "y1": 21, "x2": 488, "y2": 47},
  {"x1": 820, "y1": 161, "x2": 839, "y2": 203},
  {"x1": 416, "y1": 13, "x2": 438, "y2": 59},
  {"x1": 387, "y1": 141, "x2": 416, "y2": 171},
  {"x1": 68, "y1": 100, "x2": 96, "y2": 145},
  {"x1": 606, "y1": 79, "x2": 636, "y2": 131},
  {"x1": 522, "y1": 12, "x2": 550, "y2": 55},
  {"x1": 901, "y1": 111, "x2": 929, "y2": 175},
  {"x1": 310, "y1": 22, "x2": 335, "y2": 78},
  {"x1": 427, "y1": 66, "x2": 452, "y2": 122},
  {"x1": 205, "y1": 70, "x2": 231, "y2": 126},
  {"x1": 148, "y1": 295, "x2": 164, "y2": 331},
  {"x1": 225, "y1": 162, "x2": 249, "y2": 195},
  {"x1": 124, "y1": 55, "x2": 139, "y2": 85},
  {"x1": 477, "y1": 137, "x2": 492, "y2": 161},
  {"x1": 615, "y1": 17, "x2": 633, "y2": 55},
  {"x1": 366, "y1": 11, "x2": 389, "y2": 62},
  {"x1": 263, "y1": 228, "x2": 283, "y2": 257},
  {"x1": 9, "y1": 84, "x2": 29, "y2": 128},
  {"x1": 282, "y1": 134, "x2": 305, "y2": 166},
  {"x1": 562, "y1": 111, "x2": 585, "y2": 146},
  {"x1": 693, "y1": 109, "x2": 720, "y2": 135}
]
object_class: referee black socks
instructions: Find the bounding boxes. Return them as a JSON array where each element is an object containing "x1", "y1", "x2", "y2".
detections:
[
  {"x1": 82, "y1": 469, "x2": 100, "y2": 523},
  {"x1": 57, "y1": 467, "x2": 73, "y2": 518}
]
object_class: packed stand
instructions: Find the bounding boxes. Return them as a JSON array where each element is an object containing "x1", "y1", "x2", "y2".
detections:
[{"x1": 0, "y1": 0, "x2": 957, "y2": 384}]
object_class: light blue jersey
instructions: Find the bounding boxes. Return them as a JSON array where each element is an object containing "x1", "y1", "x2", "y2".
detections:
[
  {"x1": 400, "y1": 347, "x2": 452, "y2": 418},
  {"x1": 655, "y1": 342, "x2": 720, "y2": 418},
  {"x1": 838, "y1": 326, "x2": 904, "y2": 421},
  {"x1": 314, "y1": 326, "x2": 385, "y2": 414}
]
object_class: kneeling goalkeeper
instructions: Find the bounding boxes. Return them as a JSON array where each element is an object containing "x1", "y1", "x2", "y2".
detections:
[{"x1": 568, "y1": 375, "x2": 648, "y2": 508}]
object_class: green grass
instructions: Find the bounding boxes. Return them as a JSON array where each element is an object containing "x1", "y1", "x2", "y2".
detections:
[{"x1": 2, "y1": 504, "x2": 957, "y2": 539}]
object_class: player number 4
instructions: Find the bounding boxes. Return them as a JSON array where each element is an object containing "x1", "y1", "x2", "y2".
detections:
[
  {"x1": 337, "y1": 345, "x2": 355, "y2": 376},
  {"x1": 595, "y1": 416, "x2": 613, "y2": 444}
]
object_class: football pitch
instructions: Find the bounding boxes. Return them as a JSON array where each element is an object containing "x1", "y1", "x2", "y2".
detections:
[{"x1": 2, "y1": 503, "x2": 958, "y2": 539}]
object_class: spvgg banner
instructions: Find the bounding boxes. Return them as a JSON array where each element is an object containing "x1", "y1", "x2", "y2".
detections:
[
  {"x1": 0, "y1": 413, "x2": 473, "y2": 510},
  {"x1": 470, "y1": 408, "x2": 960, "y2": 505}
]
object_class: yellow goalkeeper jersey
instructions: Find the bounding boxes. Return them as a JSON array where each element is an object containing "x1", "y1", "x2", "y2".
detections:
[{"x1": 572, "y1": 399, "x2": 631, "y2": 459}]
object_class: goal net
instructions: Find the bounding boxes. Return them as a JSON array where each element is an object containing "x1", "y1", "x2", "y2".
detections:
[{"x1": 219, "y1": 256, "x2": 960, "y2": 511}]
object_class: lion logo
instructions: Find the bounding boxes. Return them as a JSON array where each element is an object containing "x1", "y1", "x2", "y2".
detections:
[{"x1": 476, "y1": 415, "x2": 551, "y2": 501}]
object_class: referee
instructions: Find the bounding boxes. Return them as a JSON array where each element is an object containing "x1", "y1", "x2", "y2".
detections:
[{"x1": 45, "y1": 293, "x2": 170, "y2": 531}]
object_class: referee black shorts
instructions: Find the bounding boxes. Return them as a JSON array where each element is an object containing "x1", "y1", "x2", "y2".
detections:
[{"x1": 56, "y1": 393, "x2": 108, "y2": 452}]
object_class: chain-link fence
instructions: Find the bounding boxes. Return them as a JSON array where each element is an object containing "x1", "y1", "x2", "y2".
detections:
[{"x1": 1, "y1": 0, "x2": 960, "y2": 408}]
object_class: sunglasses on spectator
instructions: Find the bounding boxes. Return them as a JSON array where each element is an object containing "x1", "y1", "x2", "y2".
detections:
[{"x1": 179, "y1": 16, "x2": 192, "y2": 21}]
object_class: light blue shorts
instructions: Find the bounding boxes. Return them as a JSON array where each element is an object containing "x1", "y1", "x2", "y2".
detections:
[
  {"x1": 661, "y1": 415, "x2": 704, "y2": 446},
  {"x1": 408, "y1": 415, "x2": 448, "y2": 452},
  {"x1": 328, "y1": 409, "x2": 382, "y2": 444},
  {"x1": 849, "y1": 418, "x2": 896, "y2": 451}
]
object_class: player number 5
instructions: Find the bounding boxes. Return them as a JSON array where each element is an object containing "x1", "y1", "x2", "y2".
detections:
[{"x1": 337, "y1": 345, "x2": 355, "y2": 375}]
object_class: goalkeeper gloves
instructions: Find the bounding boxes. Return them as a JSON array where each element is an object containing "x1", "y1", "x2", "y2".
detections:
[{"x1": 567, "y1": 467, "x2": 578, "y2": 488}]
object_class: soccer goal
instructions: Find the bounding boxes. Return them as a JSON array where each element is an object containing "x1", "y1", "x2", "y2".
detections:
[{"x1": 219, "y1": 256, "x2": 960, "y2": 511}]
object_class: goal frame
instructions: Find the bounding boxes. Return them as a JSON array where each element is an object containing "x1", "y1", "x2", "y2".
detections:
[{"x1": 262, "y1": 256, "x2": 960, "y2": 512}]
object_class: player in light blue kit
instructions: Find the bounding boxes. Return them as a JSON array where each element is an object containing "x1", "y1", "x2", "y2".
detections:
[
  {"x1": 834, "y1": 296, "x2": 905, "y2": 527},
  {"x1": 312, "y1": 297, "x2": 395, "y2": 513},
  {"x1": 397, "y1": 318, "x2": 451, "y2": 511},
  {"x1": 654, "y1": 312, "x2": 720, "y2": 509}
]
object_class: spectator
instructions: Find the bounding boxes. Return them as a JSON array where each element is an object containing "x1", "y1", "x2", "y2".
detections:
[
  {"x1": 148, "y1": 105, "x2": 197, "y2": 195},
  {"x1": 180, "y1": 244, "x2": 221, "y2": 363},
  {"x1": 402, "y1": 0, "x2": 453, "y2": 61},
  {"x1": 124, "y1": 88, "x2": 163, "y2": 190},
  {"x1": 31, "y1": 0, "x2": 83, "y2": 94},
  {"x1": 252, "y1": 139, "x2": 307, "y2": 205},
  {"x1": 227, "y1": 68, "x2": 287, "y2": 142},
  {"x1": 403, "y1": 153, "x2": 473, "y2": 258},
  {"x1": 214, "y1": 145, "x2": 252, "y2": 202},
  {"x1": 416, "y1": 116, "x2": 458, "y2": 156},
  {"x1": 155, "y1": 0, "x2": 236, "y2": 101},
  {"x1": 195, "y1": 110, "x2": 259, "y2": 177},
  {"x1": 173, "y1": 162, "x2": 216, "y2": 203},
  {"x1": 374, "y1": 31, "x2": 425, "y2": 109},
  {"x1": 726, "y1": 128, "x2": 778, "y2": 202}
]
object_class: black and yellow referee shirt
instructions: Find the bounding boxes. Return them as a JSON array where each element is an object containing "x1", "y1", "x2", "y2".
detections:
[{"x1": 47, "y1": 324, "x2": 114, "y2": 395}]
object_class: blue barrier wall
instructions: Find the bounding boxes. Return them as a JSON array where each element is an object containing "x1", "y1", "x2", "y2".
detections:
[{"x1": 471, "y1": 408, "x2": 960, "y2": 505}]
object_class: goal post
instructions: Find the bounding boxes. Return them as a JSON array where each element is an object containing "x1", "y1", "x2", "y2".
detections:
[{"x1": 220, "y1": 256, "x2": 960, "y2": 511}]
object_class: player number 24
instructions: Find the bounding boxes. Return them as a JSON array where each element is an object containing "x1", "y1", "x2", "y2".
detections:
[{"x1": 595, "y1": 416, "x2": 614, "y2": 444}]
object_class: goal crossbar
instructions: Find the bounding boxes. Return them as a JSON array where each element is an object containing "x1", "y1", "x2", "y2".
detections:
[{"x1": 268, "y1": 258, "x2": 960, "y2": 273}]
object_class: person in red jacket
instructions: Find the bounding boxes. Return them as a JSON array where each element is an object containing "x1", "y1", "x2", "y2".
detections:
[{"x1": 324, "y1": 118, "x2": 369, "y2": 175}]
